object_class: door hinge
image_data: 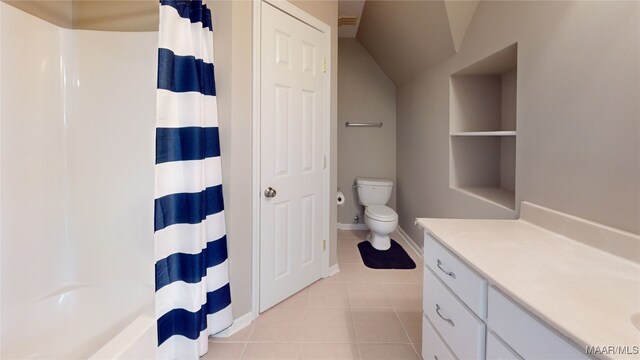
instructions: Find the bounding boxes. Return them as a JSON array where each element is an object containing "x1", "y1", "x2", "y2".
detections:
[
  {"x1": 322, "y1": 156, "x2": 327, "y2": 169},
  {"x1": 323, "y1": 58, "x2": 327, "y2": 73},
  {"x1": 323, "y1": 240, "x2": 326, "y2": 251}
]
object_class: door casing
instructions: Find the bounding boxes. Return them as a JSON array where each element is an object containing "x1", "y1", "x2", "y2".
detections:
[{"x1": 251, "y1": 0, "x2": 331, "y2": 319}]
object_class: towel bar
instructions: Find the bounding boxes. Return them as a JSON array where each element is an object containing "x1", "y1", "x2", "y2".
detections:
[{"x1": 345, "y1": 122, "x2": 383, "y2": 128}]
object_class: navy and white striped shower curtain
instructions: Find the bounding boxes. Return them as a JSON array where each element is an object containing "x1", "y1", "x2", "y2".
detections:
[{"x1": 154, "y1": 0, "x2": 233, "y2": 358}]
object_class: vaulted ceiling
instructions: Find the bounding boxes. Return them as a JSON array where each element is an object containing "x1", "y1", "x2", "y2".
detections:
[{"x1": 354, "y1": 0, "x2": 479, "y2": 85}]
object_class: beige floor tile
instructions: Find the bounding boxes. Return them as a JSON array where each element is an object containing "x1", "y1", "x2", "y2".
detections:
[
  {"x1": 301, "y1": 343, "x2": 359, "y2": 359},
  {"x1": 307, "y1": 281, "x2": 349, "y2": 308},
  {"x1": 302, "y1": 308, "x2": 356, "y2": 343},
  {"x1": 278, "y1": 287, "x2": 309, "y2": 308},
  {"x1": 338, "y1": 230, "x2": 368, "y2": 239},
  {"x1": 201, "y1": 343, "x2": 246, "y2": 360},
  {"x1": 249, "y1": 308, "x2": 305, "y2": 342},
  {"x1": 352, "y1": 309, "x2": 410, "y2": 343},
  {"x1": 338, "y1": 249, "x2": 363, "y2": 264},
  {"x1": 358, "y1": 344, "x2": 419, "y2": 360},
  {"x1": 338, "y1": 237, "x2": 363, "y2": 250},
  {"x1": 326, "y1": 263, "x2": 377, "y2": 283},
  {"x1": 241, "y1": 343, "x2": 302, "y2": 360},
  {"x1": 410, "y1": 255, "x2": 424, "y2": 268},
  {"x1": 410, "y1": 265, "x2": 424, "y2": 283},
  {"x1": 325, "y1": 267, "x2": 350, "y2": 282},
  {"x1": 396, "y1": 309, "x2": 422, "y2": 344},
  {"x1": 210, "y1": 323, "x2": 254, "y2": 343},
  {"x1": 384, "y1": 283, "x2": 423, "y2": 309},
  {"x1": 374, "y1": 268, "x2": 421, "y2": 284},
  {"x1": 239, "y1": 229, "x2": 428, "y2": 358},
  {"x1": 347, "y1": 283, "x2": 392, "y2": 309},
  {"x1": 412, "y1": 340, "x2": 422, "y2": 357}
]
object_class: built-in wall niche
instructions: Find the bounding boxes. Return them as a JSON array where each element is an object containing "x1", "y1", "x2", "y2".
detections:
[{"x1": 449, "y1": 43, "x2": 518, "y2": 211}]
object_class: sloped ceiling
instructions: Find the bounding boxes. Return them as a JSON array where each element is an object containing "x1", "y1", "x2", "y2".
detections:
[
  {"x1": 356, "y1": 0, "x2": 479, "y2": 86},
  {"x1": 445, "y1": 0, "x2": 480, "y2": 52},
  {"x1": 338, "y1": 0, "x2": 365, "y2": 38}
]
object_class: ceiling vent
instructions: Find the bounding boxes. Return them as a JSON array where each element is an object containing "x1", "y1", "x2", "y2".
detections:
[{"x1": 338, "y1": 16, "x2": 358, "y2": 26}]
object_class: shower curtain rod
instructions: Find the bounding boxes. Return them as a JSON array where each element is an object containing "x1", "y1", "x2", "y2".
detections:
[{"x1": 345, "y1": 122, "x2": 383, "y2": 128}]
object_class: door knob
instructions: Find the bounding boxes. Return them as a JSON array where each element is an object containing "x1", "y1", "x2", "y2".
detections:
[{"x1": 264, "y1": 187, "x2": 277, "y2": 198}]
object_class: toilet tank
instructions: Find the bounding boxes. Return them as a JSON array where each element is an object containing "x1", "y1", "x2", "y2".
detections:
[{"x1": 355, "y1": 178, "x2": 393, "y2": 206}]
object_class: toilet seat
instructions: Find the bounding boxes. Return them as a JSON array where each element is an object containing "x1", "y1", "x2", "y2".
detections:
[{"x1": 365, "y1": 205, "x2": 398, "y2": 222}]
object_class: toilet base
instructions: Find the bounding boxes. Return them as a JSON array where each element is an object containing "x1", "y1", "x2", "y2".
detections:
[{"x1": 367, "y1": 232, "x2": 391, "y2": 251}]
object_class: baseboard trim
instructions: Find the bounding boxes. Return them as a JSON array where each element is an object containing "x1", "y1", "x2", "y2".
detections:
[
  {"x1": 328, "y1": 263, "x2": 340, "y2": 277},
  {"x1": 212, "y1": 311, "x2": 253, "y2": 338},
  {"x1": 337, "y1": 223, "x2": 369, "y2": 230},
  {"x1": 397, "y1": 226, "x2": 423, "y2": 259}
]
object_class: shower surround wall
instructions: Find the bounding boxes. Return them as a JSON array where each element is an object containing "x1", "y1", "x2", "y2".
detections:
[
  {"x1": 1, "y1": 3, "x2": 156, "y2": 358},
  {"x1": 0, "y1": 0, "x2": 341, "y2": 325}
]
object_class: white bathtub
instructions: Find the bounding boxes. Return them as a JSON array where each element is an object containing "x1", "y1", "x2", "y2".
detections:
[
  {"x1": 1, "y1": 3, "x2": 158, "y2": 359},
  {"x1": 2, "y1": 282, "x2": 156, "y2": 359},
  {"x1": 89, "y1": 305, "x2": 157, "y2": 360}
]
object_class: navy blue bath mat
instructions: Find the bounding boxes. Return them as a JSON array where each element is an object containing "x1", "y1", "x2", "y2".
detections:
[{"x1": 358, "y1": 240, "x2": 416, "y2": 269}]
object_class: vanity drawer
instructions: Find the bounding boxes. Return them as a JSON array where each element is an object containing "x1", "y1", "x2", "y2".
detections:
[
  {"x1": 424, "y1": 267, "x2": 485, "y2": 360},
  {"x1": 424, "y1": 233, "x2": 487, "y2": 318},
  {"x1": 423, "y1": 315, "x2": 457, "y2": 360},
  {"x1": 486, "y1": 331, "x2": 522, "y2": 360},
  {"x1": 488, "y1": 287, "x2": 588, "y2": 360}
]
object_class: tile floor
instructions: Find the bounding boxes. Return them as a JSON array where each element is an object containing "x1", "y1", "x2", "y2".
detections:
[{"x1": 205, "y1": 230, "x2": 424, "y2": 360}]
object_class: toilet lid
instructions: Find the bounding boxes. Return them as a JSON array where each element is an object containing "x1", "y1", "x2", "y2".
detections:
[{"x1": 366, "y1": 205, "x2": 398, "y2": 222}]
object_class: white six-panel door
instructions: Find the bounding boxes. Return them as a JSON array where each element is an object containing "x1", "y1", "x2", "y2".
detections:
[{"x1": 259, "y1": 2, "x2": 326, "y2": 312}]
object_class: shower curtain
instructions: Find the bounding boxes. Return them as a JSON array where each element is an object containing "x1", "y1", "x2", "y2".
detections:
[{"x1": 154, "y1": 0, "x2": 233, "y2": 358}]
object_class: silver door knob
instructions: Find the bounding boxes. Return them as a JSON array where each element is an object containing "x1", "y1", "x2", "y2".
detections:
[{"x1": 264, "y1": 187, "x2": 277, "y2": 198}]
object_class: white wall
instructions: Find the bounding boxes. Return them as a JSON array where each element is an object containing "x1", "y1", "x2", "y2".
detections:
[
  {"x1": 210, "y1": 0, "x2": 255, "y2": 318},
  {"x1": 0, "y1": 1, "x2": 155, "y2": 321},
  {"x1": 338, "y1": 38, "x2": 396, "y2": 225},
  {"x1": 397, "y1": 1, "x2": 640, "y2": 245}
]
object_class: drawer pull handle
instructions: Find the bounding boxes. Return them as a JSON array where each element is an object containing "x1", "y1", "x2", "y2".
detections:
[
  {"x1": 437, "y1": 259, "x2": 456, "y2": 279},
  {"x1": 435, "y1": 304, "x2": 455, "y2": 327}
]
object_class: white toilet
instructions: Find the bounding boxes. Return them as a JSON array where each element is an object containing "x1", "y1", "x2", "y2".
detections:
[{"x1": 355, "y1": 177, "x2": 398, "y2": 250}]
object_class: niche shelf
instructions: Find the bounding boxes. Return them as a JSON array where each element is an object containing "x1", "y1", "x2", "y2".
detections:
[{"x1": 449, "y1": 43, "x2": 518, "y2": 211}]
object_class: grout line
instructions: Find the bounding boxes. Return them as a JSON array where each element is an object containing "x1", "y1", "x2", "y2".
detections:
[
  {"x1": 238, "y1": 342, "x2": 248, "y2": 359},
  {"x1": 392, "y1": 301, "x2": 421, "y2": 359},
  {"x1": 344, "y1": 250, "x2": 362, "y2": 360},
  {"x1": 353, "y1": 341, "x2": 413, "y2": 344},
  {"x1": 240, "y1": 321, "x2": 257, "y2": 359},
  {"x1": 244, "y1": 340, "x2": 306, "y2": 344}
]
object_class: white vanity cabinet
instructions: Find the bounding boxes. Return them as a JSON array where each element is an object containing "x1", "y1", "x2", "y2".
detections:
[
  {"x1": 487, "y1": 287, "x2": 588, "y2": 359},
  {"x1": 422, "y1": 315, "x2": 457, "y2": 360},
  {"x1": 486, "y1": 331, "x2": 522, "y2": 360},
  {"x1": 422, "y1": 233, "x2": 589, "y2": 360}
]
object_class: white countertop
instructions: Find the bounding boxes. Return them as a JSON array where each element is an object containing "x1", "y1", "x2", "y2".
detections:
[{"x1": 416, "y1": 214, "x2": 640, "y2": 360}]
